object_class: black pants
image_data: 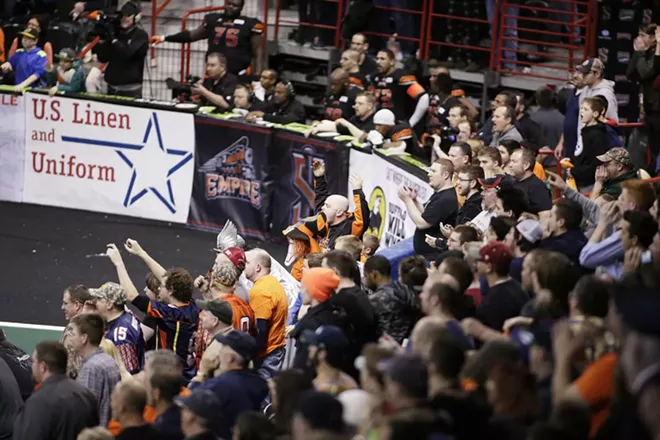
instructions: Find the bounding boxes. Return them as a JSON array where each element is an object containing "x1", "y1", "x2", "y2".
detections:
[{"x1": 108, "y1": 85, "x2": 142, "y2": 99}]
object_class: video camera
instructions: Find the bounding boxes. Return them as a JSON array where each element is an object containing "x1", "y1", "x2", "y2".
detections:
[
  {"x1": 87, "y1": 9, "x2": 122, "y2": 40},
  {"x1": 165, "y1": 75, "x2": 202, "y2": 102},
  {"x1": 424, "y1": 124, "x2": 460, "y2": 153}
]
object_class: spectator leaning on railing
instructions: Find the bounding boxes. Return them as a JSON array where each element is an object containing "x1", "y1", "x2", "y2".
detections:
[
  {"x1": 46, "y1": 48, "x2": 86, "y2": 96},
  {"x1": 1, "y1": 28, "x2": 47, "y2": 92}
]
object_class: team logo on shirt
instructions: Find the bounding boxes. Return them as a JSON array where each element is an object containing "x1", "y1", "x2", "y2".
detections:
[{"x1": 199, "y1": 135, "x2": 261, "y2": 207}]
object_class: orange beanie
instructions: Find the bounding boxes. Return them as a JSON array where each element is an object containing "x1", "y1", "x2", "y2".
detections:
[{"x1": 302, "y1": 268, "x2": 339, "y2": 303}]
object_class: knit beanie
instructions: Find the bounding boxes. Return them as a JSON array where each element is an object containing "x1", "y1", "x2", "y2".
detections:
[{"x1": 302, "y1": 268, "x2": 339, "y2": 303}]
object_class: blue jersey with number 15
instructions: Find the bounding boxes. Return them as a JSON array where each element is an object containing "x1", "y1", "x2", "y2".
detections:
[{"x1": 105, "y1": 312, "x2": 145, "y2": 375}]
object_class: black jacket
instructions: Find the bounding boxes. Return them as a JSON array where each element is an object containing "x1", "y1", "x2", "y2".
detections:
[
  {"x1": 0, "y1": 330, "x2": 33, "y2": 401},
  {"x1": 456, "y1": 192, "x2": 482, "y2": 224},
  {"x1": 291, "y1": 301, "x2": 350, "y2": 368},
  {"x1": 0, "y1": 358, "x2": 22, "y2": 440},
  {"x1": 573, "y1": 123, "x2": 609, "y2": 188},
  {"x1": 96, "y1": 25, "x2": 148, "y2": 86},
  {"x1": 263, "y1": 98, "x2": 306, "y2": 124},
  {"x1": 627, "y1": 46, "x2": 660, "y2": 113},
  {"x1": 369, "y1": 281, "x2": 422, "y2": 344},
  {"x1": 13, "y1": 374, "x2": 98, "y2": 440},
  {"x1": 331, "y1": 286, "x2": 380, "y2": 349}
]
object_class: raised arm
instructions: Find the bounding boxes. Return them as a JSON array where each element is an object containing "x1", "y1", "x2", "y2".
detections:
[
  {"x1": 124, "y1": 238, "x2": 167, "y2": 281},
  {"x1": 106, "y1": 244, "x2": 140, "y2": 302}
]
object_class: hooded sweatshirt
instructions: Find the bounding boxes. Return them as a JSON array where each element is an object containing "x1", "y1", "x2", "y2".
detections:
[
  {"x1": 577, "y1": 79, "x2": 618, "y2": 148},
  {"x1": 189, "y1": 369, "x2": 268, "y2": 439},
  {"x1": 369, "y1": 281, "x2": 422, "y2": 343},
  {"x1": 573, "y1": 122, "x2": 609, "y2": 188}
]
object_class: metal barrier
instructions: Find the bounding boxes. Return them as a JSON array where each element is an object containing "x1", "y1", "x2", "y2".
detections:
[
  {"x1": 274, "y1": 0, "x2": 344, "y2": 48},
  {"x1": 492, "y1": 0, "x2": 597, "y2": 81}
]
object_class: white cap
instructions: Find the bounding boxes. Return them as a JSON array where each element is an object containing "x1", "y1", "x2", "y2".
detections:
[
  {"x1": 373, "y1": 109, "x2": 396, "y2": 126},
  {"x1": 516, "y1": 219, "x2": 543, "y2": 244},
  {"x1": 338, "y1": 389, "x2": 373, "y2": 428}
]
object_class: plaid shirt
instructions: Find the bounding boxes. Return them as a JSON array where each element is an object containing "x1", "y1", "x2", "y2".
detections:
[{"x1": 77, "y1": 347, "x2": 122, "y2": 427}]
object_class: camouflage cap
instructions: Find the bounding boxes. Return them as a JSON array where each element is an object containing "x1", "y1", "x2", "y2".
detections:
[
  {"x1": 88, "y1": 282, "x2": 127, "y2": 306},
  {"x1": 596, "y1": 147, "x2": 632, "y2": 168}
]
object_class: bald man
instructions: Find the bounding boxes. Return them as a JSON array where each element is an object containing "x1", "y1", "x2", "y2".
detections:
[
  {"x1": 244, "y1": 248, "x2": 288, "y2": 379},
  {"x1": 322, "y1": 68, "x2": 358, "y2": 122},
  {"x1": 340, "y1": 50, "x2": 368, "y2": 89},
  {"x1": 312, "y1": 162, "x2": 369, "y2": 250},
  {"x1": 111, "y1": 379, "x2": 160, "y2": 439}
]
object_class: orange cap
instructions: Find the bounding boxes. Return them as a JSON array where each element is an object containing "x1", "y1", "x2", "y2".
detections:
[{"x1": 302, "y1": 268, "x2": 339, "y2": 303}]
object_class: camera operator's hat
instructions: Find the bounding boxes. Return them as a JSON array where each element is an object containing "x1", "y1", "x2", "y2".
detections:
[
  {"x1": 56, "y1": 48, "x2": 76, "y2": 62},
  {"x1": 18, "y1": 28, "x2": 39, "y2": 40},
  {"x1": 121, "y1": 1, "x2": 141, "y2": 16},
  {"x1": 373, "y1": 109, "x2": 396, "y2": 126}
]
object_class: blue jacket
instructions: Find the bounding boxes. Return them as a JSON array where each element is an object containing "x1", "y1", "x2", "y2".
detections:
[
  {"x1": 563, "y1": 89, "x2": 580, "y2": 159},
  {"x1": 189, "y1": 369, "x2": 268, "y2": 439},
  {"x1": 540, "y1": 228, "x2": 588, "y2": 268},
  {"x1": 605, "y1": 122, "x2": 623, "y2": 149},
  {"x1": 9, "y1": 46, "x2": 47, "y2": 87}
]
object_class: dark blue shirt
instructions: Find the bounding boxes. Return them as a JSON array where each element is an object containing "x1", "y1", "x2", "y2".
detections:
[
  {"x1": 105, "y1": 312, "x2": 145, "y2": 375},
  {"x1": 563, "y1": 89, "x2": 581, "y2": 160}
]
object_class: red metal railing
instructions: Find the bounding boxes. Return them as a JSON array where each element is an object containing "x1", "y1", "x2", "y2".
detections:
[
  {"x1": 274, "y1": 0, "x2": 345, "y2": 48},
  {"x1": 492, "y1": 0, "x2": 597, "y2": 81}
]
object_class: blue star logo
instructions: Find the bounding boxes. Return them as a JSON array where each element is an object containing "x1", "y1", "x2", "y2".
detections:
[{"x1": 62, "y1": 112, "x2": 193, "y2": 213}]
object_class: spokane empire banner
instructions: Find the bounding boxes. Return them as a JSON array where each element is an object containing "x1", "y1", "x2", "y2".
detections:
[{"x1": 22, "y1": 93, "x2": 195, "y2": 223}]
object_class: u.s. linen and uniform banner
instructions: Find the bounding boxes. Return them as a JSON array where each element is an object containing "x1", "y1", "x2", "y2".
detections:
[
  {"x1": 22, "y1": 93, "x2": 195, "y2": 223},
  {"x1": 0, "y1": 93, "x2": 26, "y2": 203},
  {"x1": 349, "y1": 149, "x2": 433, "y2": 248}
]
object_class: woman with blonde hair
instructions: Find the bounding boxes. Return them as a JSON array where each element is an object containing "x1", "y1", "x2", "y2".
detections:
[{"x1": 100, "y1": 339, "x2": 132, "y2": 381}]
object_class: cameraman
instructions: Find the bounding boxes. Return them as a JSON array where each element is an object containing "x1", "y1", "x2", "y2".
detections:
[
  {"x1": 94, "y1": 2, "x2": 148, "y2": 98},
  {"x1": 192, "y1": 52, "x2": 238, "y2": 110}
]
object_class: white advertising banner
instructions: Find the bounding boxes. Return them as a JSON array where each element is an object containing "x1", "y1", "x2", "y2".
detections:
[
  {"x1": 23, "y1": 94, "x2": 195, "y2": 223},
  {"x1": 0, "y1": 93, "x2": 26, "y2": 202},
  {"x1": 349, "y1": 149, "x2": 433, "y2": 248}
]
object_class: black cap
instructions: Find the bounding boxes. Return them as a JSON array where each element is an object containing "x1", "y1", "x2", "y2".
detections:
[
  {"x1": 297, "y1": 391, "x2": 345, "y2": 433},
  {"x1": 614, "y1": 286, "x2": 660, "y2": 337},
  {"x1": 214, "y1": 330, "x2": 257, "y2": 361},
  {"x1": 301, "y1": 325, "x2": 349, "y2": 356},
  {"x1": 196, "y1": 299, "x2": 233, "y2": 326},
  {"x1": 478, "y1": 174, "x2": 517, "y2": 191},
  {"x1": 175, "y1": 389, "x2": 222, "y2": 421},
  {"x1": 121, "y1": 1, "x2": 140, "y2": 16},
  {"x1": 383, "y1": 354, "x2": 428, "y2": 400},
  {"x1": 18, "y1": 28, "x2": 39, "y2": 40}
]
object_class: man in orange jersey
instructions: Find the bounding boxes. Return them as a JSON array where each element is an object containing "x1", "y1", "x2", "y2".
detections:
[
  {"x1": 194, "y1": 247, "x2": 256, "y2": 368},
  {"x1": 244, "y1": 248, "x2": 289, "y2": 379}
]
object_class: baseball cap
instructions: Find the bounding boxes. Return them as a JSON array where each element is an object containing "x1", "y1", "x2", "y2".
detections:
[
  {"x1": 220, "y1": 247, "x2": 246, "y2": 270},
  {"x1": 302, "y1": 268, "x2": 339, "y2": 303},
  {"x1": 373, "y1": 109, "x2": 396, "y2": 126},
  {"x1": 56, "y1": 48, "x2": 76, "y2": 61},
  {"x1": 576, "y1": 58, "x2": 605, "y2": 74},
  {"x1": 478, "y1": 241, "x2": 514, "y2": 273},
  {"x1": 596, "y1": 147, "x2": 632, "y2": 168},
  {"x1": 301, "y1": 326, "x2": 349, "y2": 357},
  {"x1": 120, "y1": 1, "x2": 140, "y2": 16},
  {"x1": 18, "y1": 28, "x2": 38, "y2": 40},
  {"x1": 383, "y1": 354, "x2": 428, "y2": 399},
  {"x1": 214, "y1": 330, "x2": 257, "y2": 361},
  {"x1": 195, "y1": 298, "x2": 233, "y2": 326},
  {"x1": 174, "y1": 389, "x2": 222, "y2": 421},
  {"x1": 516, "y1": 219, "x2": 543, "y2": 244},
  {"x1": 297, "y1": 390, "x2": 345, "y2": 433},
  {"x1": 477, "y1": 174, "x2": 516, "y2": 191},
  {"x1": 88, "y1": 282, "x2": 127, "y2": 306}
]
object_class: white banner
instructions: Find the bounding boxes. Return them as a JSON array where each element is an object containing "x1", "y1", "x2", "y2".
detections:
[
  {"x1": 0, "y1": 94, "x2": 26, "y2": 202},
  {"x1": 349, "y1": 149, "x2": 433, "y2": 248},
  {"x1": 23, "y1": 94, "x2": 195, "y2": 223}
]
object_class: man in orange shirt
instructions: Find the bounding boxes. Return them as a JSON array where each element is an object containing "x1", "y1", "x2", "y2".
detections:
[
  {"x1": 193, "y1": 247, "x2": 256, "y2": 368},
  {"x1": 244, "y1": 248, "x2": 288, "y2": 379}
]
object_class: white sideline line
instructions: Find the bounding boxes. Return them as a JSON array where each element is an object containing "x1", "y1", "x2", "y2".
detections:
[{"x1": 0, "y1": 321, "x2": 65, "y2": 332}]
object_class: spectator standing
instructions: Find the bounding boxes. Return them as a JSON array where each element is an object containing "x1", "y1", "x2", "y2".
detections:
[
  {"x1": 108, "y1": 241, "x2": 199, "y2": 382},
  {"x1": 94, "y1": 2, "x2": 148, "y2": 98},
  {"x1": 627, "y1": 24, "x2": 660, "y2": 170},
  {"x1": 0, "y1": 357, "x2": 22, "y2": 440},
  {"x1": 401, "y1": 158, "x2": 458, "y2": 256},
  {"x1": 571, "y1": 97, "x2": 609, "y2": 191},
  {"x1": 189, "y1": 332, "x2": 268, "y2": 439},
  {"x1": 370, "y1": 49, "x2": 429, "y2": 130},
  {"x1": 490, "y1": 106, "x2": 523, "y2": 146},
  {"x1": 0, "y1": 329, "x2": 33, "y2": 401},
  {"x1": 143, "y1": 351, "x2": 186, "y2": 440},
  {"x1": 244, "y1": 248, "x2": 288, "y2": 379},
  {"x1": 350, "y1": 33, "x2": 377, "y2": 78},
  {"x1": 364, "y1": 256, "x2": 422, "y2": 344},
  {"x1": 111, "y1": 379, "x2": 160, "y2": 440},
  {"x1": 192, "y1": 53, "x2": 238, "y2": 111},
  {"x1": 472, "y1": 241, "x2": 529, "y2": 331},
  {"x1": 60, "y1": 284, "x2": 93, "y2": 379},
  {"x1": 46, "y1": 48, "x2": 85, "y2": 96},
  {"x1": 306, "y1": 326, "x2": 358, "y2": 395},
  {"x1": 8, "y1": 16, "x2": 53, "y2": 65},
  {"x1": 508, "y1": 148, "x2": 552, "y2": 214},
  {"x1": 246, "y1": 81, "x2": 306, "y2": 124},
  {"x1": 70, "y1": 313, "x2": 122, "y2": 427},
  {"x1": 576, "y1": 58, "x2": 618, "y2": 146},
  {"x1": 555, "y1": 69, "x2": 586, "y2": 161},
  {"x1": 13, "y1": 341, "x2": 98, "y2": 440},
  {"x1": 513, "y1": 92, "x2": 542, "y2": 146},
  {"x1": 531, "y1": 86, "x2": 565, "y2": 150},
  {"x1": 323, "y1": 69, "x2": 358, "y2": 121},
  {"x1": 175, "y1": 390, "x2": 223, "y2": 440},
  {"x1": 88, "y1": 282, "x2": 145, "y2": 375},
  {"x1": 151, "y1": 0, "x2": 264, "y2": 76},
  {"x1": 0, "y1": 29, "x2": 47, "y2": 91}
]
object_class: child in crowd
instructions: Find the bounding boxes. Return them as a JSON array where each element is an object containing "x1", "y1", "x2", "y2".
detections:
[
  {"x1": 46, "y1": 48, "x2": 86, "y2": 96},
  {"x1": 570, "y1": 97, "x2": 609, "y2": 191},
  {"x1": 361, "y1": 233, "x2": 380, "y2": 262}
]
